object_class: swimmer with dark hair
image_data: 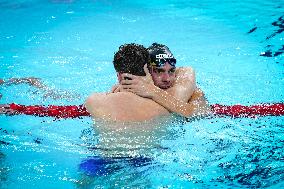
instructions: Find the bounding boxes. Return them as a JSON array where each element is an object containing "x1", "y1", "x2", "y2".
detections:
[
  {"x1": 116, "y1": 42, "x2": 210, "y2": 117},
  {"x1": 85, "y1": 43, "x2": 209, "y2": 121}
]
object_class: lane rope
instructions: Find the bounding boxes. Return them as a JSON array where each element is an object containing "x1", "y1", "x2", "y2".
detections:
[{"x1": 7, "y1": 103, "x2": 284, "y2": 118}]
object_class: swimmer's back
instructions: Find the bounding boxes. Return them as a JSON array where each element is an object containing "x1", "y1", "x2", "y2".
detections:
[{"x1": 85, "y1": 92, "x2": 169, "y2": 121}]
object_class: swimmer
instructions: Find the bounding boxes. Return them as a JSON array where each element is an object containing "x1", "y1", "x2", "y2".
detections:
[
  {"x1": 0, "y1": 78, "x2": 43, "y2": 112},
  {"x1": 85, "y1": 43, "x2": 210, "y2": 122},
  {"x1": 0, "y1": 77, "x2": 79, "y2": 100},
  {"x1": 116, "y1": 43, "x2": 210, "y2": 117},
  {"x1": 0, "y1": 77, "x2": 43, "y2": 100},
  {"x1": 79, "y1": 43, "x2": 209, "y2": 180},
  {"x1": 0, "y1": 77, "x2": 45, "y2": 88}
]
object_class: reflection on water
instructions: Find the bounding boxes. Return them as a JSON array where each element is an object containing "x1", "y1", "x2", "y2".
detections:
[
  {"x1": 84, "y1": 114, "x2": 180, "y2": 158},
  {"x1": 76, "y1": 114, "x2": 284, "y2": 188},
  {"x1": 76, "y1": 115, "x2": 184, "y2": 188}
]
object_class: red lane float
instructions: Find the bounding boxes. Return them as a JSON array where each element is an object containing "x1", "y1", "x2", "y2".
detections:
[
  {"x1": 211, "y1": 103, "x2": 284, "y2": 117},
  {"x1": 9, "y1": 103, "x2": 89, "y2": 118},
  {"x1": 8, "y1": 103, "x2": 284, "y2": 118}
]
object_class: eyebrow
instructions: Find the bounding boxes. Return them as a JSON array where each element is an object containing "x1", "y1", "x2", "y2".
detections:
[
  {"x1": 153, "y1": 67, "x2": 176, "y2": 72},
  {"x1": 153, "y1": 68, "x2": 165, "y2": 72}
]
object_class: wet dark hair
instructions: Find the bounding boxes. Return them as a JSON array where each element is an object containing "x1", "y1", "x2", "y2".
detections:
[
  {"x1": 147, "y1": 43, "x2": 175, "y2": 66},
  {"x1": 148, "y1": 42, "x2": 171, "y2": 52},
  {"x1": 113, "y1": 43, "x2": 150, "y2": 76}
]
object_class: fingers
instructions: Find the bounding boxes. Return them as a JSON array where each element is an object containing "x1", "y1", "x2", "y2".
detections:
[
  {"x1": 110, "y1": 84, "x2": 119, "y2": 93},
  {"x1": 120, "y1": 79, "x2": 136, "y2": 85},
  {"x1": 121, "y1": 73, "x2": 136, "y2": 80},
  {"x1": 121, "y1": 84, "x2": 133, "y2": 90},
  {"x1": 143, "y1": 64, "x2": 155, "y2": 85},
  {"x1": 113, "y1": 87, "x2": 120, "y2": 93},
  {"x1": 124, "y1": 88, "x2": 134, "y2": 93},
  {"x1": 143, "y1": 64, "x2": 150, "y2": 76}
]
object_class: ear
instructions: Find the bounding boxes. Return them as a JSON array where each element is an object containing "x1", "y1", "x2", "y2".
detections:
[
  {"x1": 148, "y1": 66, "x2": 154, "y2": 74},
  {"x1": 117, "y1": 72, "x2": 122, "y2": 83}
]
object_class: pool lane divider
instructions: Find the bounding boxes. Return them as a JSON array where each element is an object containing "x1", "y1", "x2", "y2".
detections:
[{"x1": 7, "y1": 103, "x2": 284, "y2": 118}]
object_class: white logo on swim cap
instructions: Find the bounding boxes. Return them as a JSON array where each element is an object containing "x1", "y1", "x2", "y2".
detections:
[{"x1": 156, "y1": 54, "x2": 174, "y2": 59}]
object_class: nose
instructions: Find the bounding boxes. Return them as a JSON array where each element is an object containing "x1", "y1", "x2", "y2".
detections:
[{"x1": 161, "y1": 72, "x2": 171, "y2": 82}]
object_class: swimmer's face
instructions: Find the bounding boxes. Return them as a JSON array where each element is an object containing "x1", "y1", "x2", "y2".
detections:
[{"x1": 149, "y1": 62, "x2": 176, "y2": 89}]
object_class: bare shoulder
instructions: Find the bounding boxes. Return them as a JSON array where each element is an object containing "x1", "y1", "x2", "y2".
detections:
[
  {"x1": 86, "y1": 92, "x2": 108, "y2": 104},
  {"x1": 86, "y1": 92, "x2": 133, "y2": 105},
  {"x1": 85, "y1": 93, "x2": 108, "y2": 113}
]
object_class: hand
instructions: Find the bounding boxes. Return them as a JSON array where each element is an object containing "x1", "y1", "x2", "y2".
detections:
[
  {"x1": 6, "y1": 77, "x2": 44, "y2": 88},
  {"x1": 110, "y1": 84, "x2": 121, "y2": 93},
  {"x1": 0, "y1": 104, "x2": 19, "y2": 115},
  {"x1": 109, "y1": 84, "x2": 128, "y2": 93},
  {"x1": 25, "y1": 77, "x2": 44, "y2": 88},
  {"x1": 120, "y1": 64, "x2": 158, "y2": 98}
]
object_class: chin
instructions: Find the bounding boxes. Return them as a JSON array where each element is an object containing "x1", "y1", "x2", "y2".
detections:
[{"x1": 159, "y1": 85, "x2": 171, "y2": 89}]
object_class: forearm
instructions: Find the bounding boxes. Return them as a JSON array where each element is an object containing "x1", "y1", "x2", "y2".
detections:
[
  {"x1": 4, "y1": 77, "x2": 47, "y2": 89},
  {"x1": 166, "y1": 84, "x2": 195, "y2": 103},
  {"x1": 151, "y1": 87, "x2": 195, "y2": 117}
]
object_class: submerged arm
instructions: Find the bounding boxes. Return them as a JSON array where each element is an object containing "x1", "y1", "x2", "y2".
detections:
[
  {"x1": 3, "y1": 77, "x2": 47, "y2": 89},
  {"x1": 1, "y1": 77, "x2": 80, "y2": 100}
]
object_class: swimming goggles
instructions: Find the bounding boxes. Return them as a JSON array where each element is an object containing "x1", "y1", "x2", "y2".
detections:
[{"x1": 150, "y1": 58, "x2": 176, "y2": 67}]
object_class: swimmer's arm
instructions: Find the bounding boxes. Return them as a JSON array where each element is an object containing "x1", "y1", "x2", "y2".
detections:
[
  {"x1": 158, "y1": 69, "x2": 212, "y2": 118},
  {"x1": 152, "y1": 87, "x2": 212, "y2": 118},
  {"x1": 3, "y1": 77, "x2": 47, "y2": 89},
  {"x1": 150, "y1": 67, "x2": 197, "y2": 117},
  {"x1": 186, "y1": 88, "x2": 212, "y2": 118},
  {"x1": 85, "y1": 93, "x2": 99, "y2": 116},
  {"x1": 150, "y1": 87, "x2": 196, "y2": 117},
  {"x1": 1, "y1": 77, "x2": 80, "y2": 100},
  {"x1": 121, "y1": 66, "x2": 198, "y2": 117},
  {"x1": 166, "y1": 67, "x2": 196, "y2": 102},
  {"x1": 0, "y1": 77, "x2": 48, "y2": 100},
  {"x1": 150, "y1": 67, "x2": 196, "y2": 116}
]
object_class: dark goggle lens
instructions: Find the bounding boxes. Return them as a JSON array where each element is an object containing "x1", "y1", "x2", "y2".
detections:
[{"x1": 157, "y1": 58, "x2": 176, "y2": 67}]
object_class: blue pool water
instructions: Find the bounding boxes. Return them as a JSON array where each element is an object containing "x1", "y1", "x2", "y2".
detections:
[{"x1": 0, "y1": 0, "x2": 283, "y2": 188}]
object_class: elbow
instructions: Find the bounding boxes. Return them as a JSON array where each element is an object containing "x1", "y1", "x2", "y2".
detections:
[
  {"x1": 179, "y1": 104, "x2": 194, "y2": 118},
  {"x1": 183, "y1": 110, "x2": 194, "y2": 118},
  {"x1": 181, "y1": 100, "x2": 212, "y2": 118}
]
